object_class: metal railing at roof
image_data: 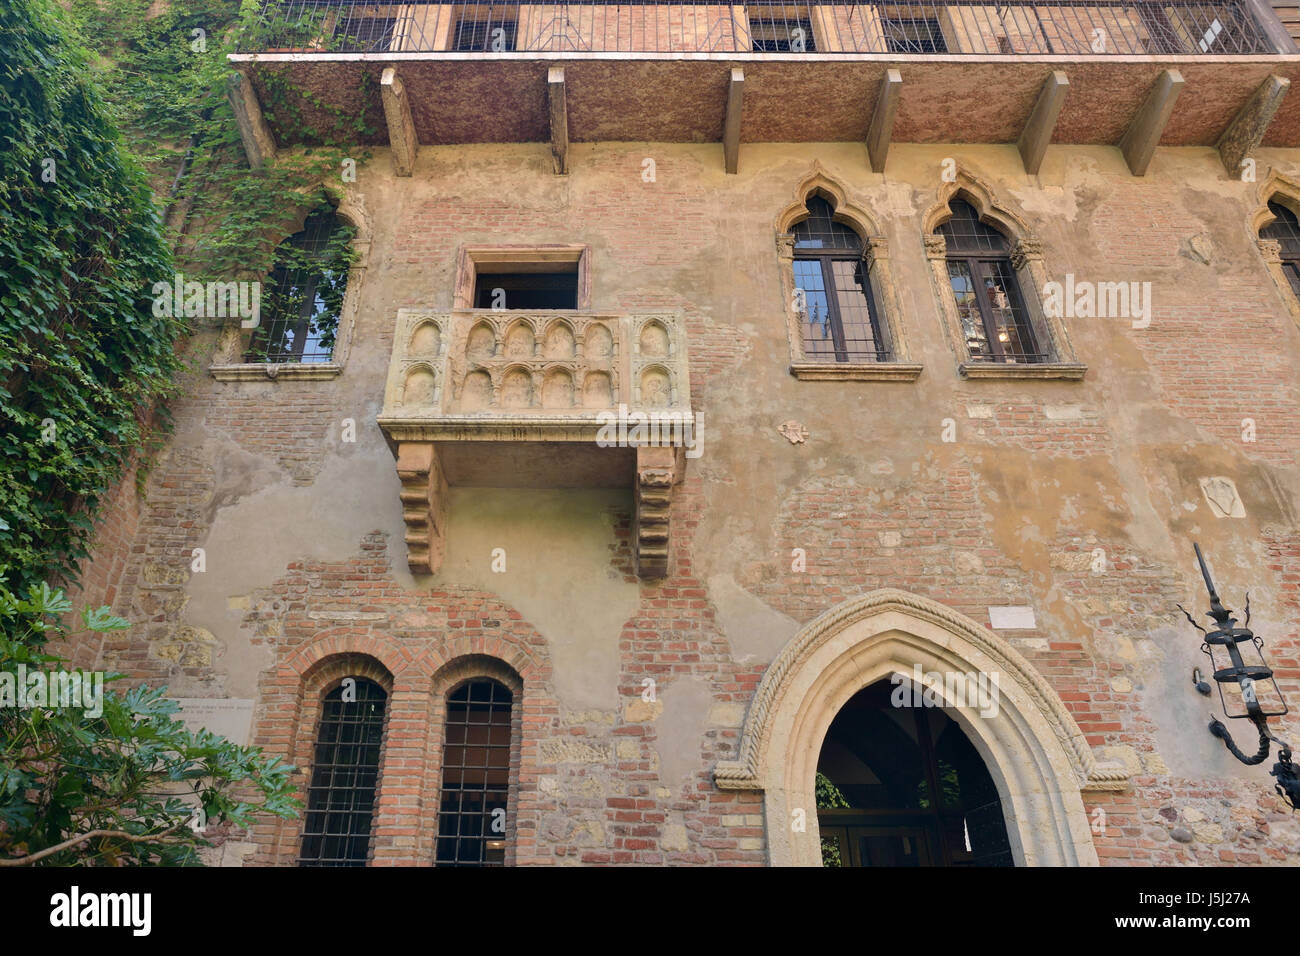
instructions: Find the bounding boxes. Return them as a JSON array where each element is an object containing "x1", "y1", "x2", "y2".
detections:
[{"x1": 238, "y1": 0, "x2": 1276, "y2": 56}]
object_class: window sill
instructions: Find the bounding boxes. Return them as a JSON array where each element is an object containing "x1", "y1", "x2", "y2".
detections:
[
  {"x1": 958, "y1": 361, "x2": 1086, "y2": 381},
  {"x1": 790, "y1": 361, "x2": 923, "y2": 382},
  {"x1": 209, "y1": 363, "x2": 342, "y2": 381}
]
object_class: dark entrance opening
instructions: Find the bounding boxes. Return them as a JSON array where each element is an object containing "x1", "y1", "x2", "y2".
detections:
[
  {"x1": 816, "y1": 679, "x2": 1014, "y2": 866},
  {"x1": 473, "y1": 269, "x2": 578, "y2": 310}
]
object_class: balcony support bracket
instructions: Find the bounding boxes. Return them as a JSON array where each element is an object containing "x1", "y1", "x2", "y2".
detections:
[
  {"x1": 724, "y1": 66, "x2": 744, "y2": 174},
  {"x1": 635, "y1": 445, "x2": 683, "y2": 579},
  {"x1": 381, "y1": 68, "x2": 419, "y2": 177},
  {"x1": 867, "y1": 68, "x2": 902, "y2": 174},
  {"x1": 227, "y1": 68, "x2": 277, "y2": 170},
  {"x1": 1218, "y1": 74, "x2": 1290, "y2": 177},
  {"x1": 1018, "y1": 71, "x2": 1069, "y2": 175},
  {"x1": 549, "y1": 66, "x2": 569, "y2": 175},
  {"x1": 396, "y1": 441, "x2": 448, "y2": 575},
  {"x1": 1118, "y1": 68, "x2": 1184, "y2": 176}
]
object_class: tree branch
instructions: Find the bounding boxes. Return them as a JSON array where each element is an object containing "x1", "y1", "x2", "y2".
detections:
[{"x1": 0, "y1": 825, "x2": 187, "y2": 866}]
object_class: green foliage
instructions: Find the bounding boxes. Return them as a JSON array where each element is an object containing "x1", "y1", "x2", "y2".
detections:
[
  {"x1": 815, "y1": 771, "x2": 850, "y2": 810},
  {"x1": 0, "y1": 579, "x2": 300, "y2": 866},
  {"x1": 0, "y1": 0, "x2": 375, "y2": 593},
  {"x1": 0, "y1": 0, "x2": 187, "y2": 593},
  {"x1": 816, "y1": 771, "x2": 850, "y2": 867},
  {"x1": 67, "y1": 0, "x2": 372, "y2": 282}
]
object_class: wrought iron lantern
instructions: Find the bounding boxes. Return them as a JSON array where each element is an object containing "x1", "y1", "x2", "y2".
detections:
[{"x1": 1180, "y1": 543, "x2": 1299, "y2": 811}]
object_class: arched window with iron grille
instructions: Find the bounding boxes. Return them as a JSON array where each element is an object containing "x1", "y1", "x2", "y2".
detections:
[
  {"x1": 791, "y1": 196, "x2": 888, "y2": 363},
  {"x1": 298, "y1": 677, "x2": 388, "y2": 866},
  {"x1": 245, "y1": 204, "x2": 353, "y2": 364},
  {"x1": 938, "y1": 199, "x2": 1041, "y2": 365},
  {"x1": 435, "y1": 678, "x2": 515, "y2": 866}
]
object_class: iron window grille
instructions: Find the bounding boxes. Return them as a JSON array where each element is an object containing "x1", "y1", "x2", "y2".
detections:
[
  {"x1": 332, "y1": 13, "x2": 397, "y2": 50},
  {"x1": 882, "y1": 13, "x2": 947, "y2": 52},
  {"x1": 245, "y1": 207, "x2": 351, "y2": 364},
  {"x1": 750, "y1": 15, "x2": 816, "y2": 51},
  {"x1": 938, "y1": 199, "x2": 1043, "y2": 364},
  {"x1": 299, "y1": 678, "x2": 388, "y2": 867},
  {"x1": 435, "y1": 679, "x2": 514, "y2": 866},
  {"x1": 1261, "y1": 200, "x2": 1300, "y2": 301},
  {"x1": 454, "y1": 14, "x2": 519, "y2": 50},
  {"x1": 792, "y1": 196, "x2": 888, "y2": 363}
]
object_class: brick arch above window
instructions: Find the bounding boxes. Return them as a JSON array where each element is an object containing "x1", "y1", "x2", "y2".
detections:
[
  {"x1": 282, "y1": 631, "x2": 420, "y2": 687},
  {"x1": 432, "y1": 653, "x2": 525, "y2": 697},
  {"x1": 920, "y1": 168, "x2": 1085, "y2": 381},
  {"x1": 298, "y1": 651, "x2": 395, "y2": 699},
  {"x1": 773, "y1": 163, "x2": 921, "y2": 382},
  {"x1": 424, "y1": 632, "x2": 550, "y2": 688}
]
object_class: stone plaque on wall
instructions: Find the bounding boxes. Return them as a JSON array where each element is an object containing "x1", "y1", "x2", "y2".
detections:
[
  {"x1": 174, "y1": 698, "x2": 256, "y2": 746},
  {"x1": 988, "y1": 606, "x2": 1037, "y2": 630}
]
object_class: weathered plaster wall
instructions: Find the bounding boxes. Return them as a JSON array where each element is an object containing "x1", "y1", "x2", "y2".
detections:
[{"x1": 87, "y1": 138, "x2": 1300, "y2": 864}]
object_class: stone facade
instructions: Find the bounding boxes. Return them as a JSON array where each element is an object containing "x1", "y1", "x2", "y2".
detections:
[{"x1": 76, "y1": 138, "x2": 1300, "y2": 865}]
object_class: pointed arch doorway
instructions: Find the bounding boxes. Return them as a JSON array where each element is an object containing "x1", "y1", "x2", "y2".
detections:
[
  {"x1": 816, "y1": 680, "x2": 1013, "y2": 867},
  {"x1": 714, "y1": 589, "x2": 1129, "y2": 866}
]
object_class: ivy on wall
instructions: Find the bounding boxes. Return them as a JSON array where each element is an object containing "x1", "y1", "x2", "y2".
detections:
[
  {"x1": 1, "y1": 0, "x2": 373, "y2": 593},
  {"x1": 0, "y1": 0, "x2": 187, "y2": 594}
]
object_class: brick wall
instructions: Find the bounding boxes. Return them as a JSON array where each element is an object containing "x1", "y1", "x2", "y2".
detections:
[{"x1": 73, "y1": 142, "x2": 1300, "y2": 865}]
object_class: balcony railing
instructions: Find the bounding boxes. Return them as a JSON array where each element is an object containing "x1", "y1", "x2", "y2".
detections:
[
  {"x1": 378, "y1": 308, "x2": 692, "y2": 441},
  {"x1": 241, "y1": 0, "x2": 1276, "y2": 56}
]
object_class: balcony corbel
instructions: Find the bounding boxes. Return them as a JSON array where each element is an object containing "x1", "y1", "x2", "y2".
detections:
[
  {"x1": 724, "y1": 66, "x2": 744, "y2": 175},
  {"x1": 1118, "y1": 68, "x2": 1184, "y2": 177},
  {"x1": 549, "y1": 66, "x2": 569, "y2": 175},
  {"x1": 381, "y1": 67, "x2": 419, "y2": 177},
  {"x1": 1017, "y1": 71, "x2": 1069, "y2": 176},
  {"x1": 396, "y1": 441, "x2": 448, "y2": 574},
  {"x1": 1218, "y1": 73, "x2": 1291, "y2": 176},
  {"x1": 227, "y1": 67, "x2": 277, "y2": 170},
  {"x1": 867, "y1": 68, "x2": 902, "y2": 174}
]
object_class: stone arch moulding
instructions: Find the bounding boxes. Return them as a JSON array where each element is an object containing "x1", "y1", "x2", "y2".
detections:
[
  {"x1": 1249, "y1": 167, "x2": 1300, "y2": 233},
  {"x1": 713, "y1": 589, "x2": 1129, "y2": 867},
  {"x1": 774, "y1": 160, "x2": 881, "y2": 237},
  {"x1": 920, "y1": 167, "x2": 1032, "y2": 239}
]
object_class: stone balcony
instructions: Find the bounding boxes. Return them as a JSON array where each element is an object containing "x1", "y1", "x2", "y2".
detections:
[{"x1": 377, "y1": 308, "x2": 696, "y2": 577}]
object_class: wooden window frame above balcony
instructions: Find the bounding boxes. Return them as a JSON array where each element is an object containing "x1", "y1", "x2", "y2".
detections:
[{"x1": 453, "y1": 244, "x2": 592, "y2": 311}]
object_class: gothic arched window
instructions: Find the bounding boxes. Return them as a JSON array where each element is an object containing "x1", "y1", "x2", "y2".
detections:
[
  {"x1": 246, "y1": 205, "x2": 354, "y2": 364},
  {"x1": 1260, "y1": 200, "x2": 1300, "y2": 301},
  {"x1": 938, "y1": 199, "x2": 1040, "y2": 364},
  {"x1": 791, "y1": 196, "x2": 888, "y2": 363}
]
